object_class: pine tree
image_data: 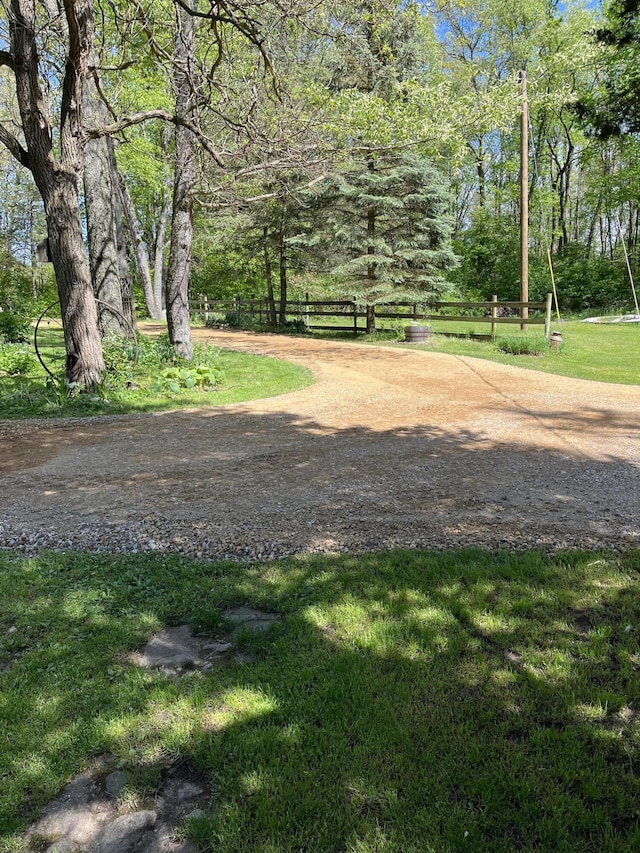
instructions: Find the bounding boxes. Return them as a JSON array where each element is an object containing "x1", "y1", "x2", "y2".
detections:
[{"x1": 306, "y1": 152, "x2": 457, "y2": 331}]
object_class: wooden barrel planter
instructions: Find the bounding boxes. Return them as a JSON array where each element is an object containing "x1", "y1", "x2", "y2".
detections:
[{"x1": 404, "y1": 324, "x2": 430, "y2": 343}]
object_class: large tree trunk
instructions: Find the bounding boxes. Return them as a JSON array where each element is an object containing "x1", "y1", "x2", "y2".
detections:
[
  {"x1": 46, "y1": 173, "x2": 104, "y2": 386},
  {"x1": 8, "y1": 0, "x2": 104, "y2": 388},
  {"x1": 117, "y1": 170, "x2": 162, "y2": 319},
  {"x1": 83, "y1": 63, "x2": 127, "y2": 336},
  {"x1": 165, "y1": 1, "x2": 197, "y2": 360}
]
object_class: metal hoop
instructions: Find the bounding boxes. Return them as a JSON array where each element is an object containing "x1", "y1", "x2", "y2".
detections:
[{"x1": 34, "y1": 299, "x2": 138, "y2": 378}]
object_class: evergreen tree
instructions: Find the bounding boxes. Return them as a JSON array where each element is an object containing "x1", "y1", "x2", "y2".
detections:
[{"x1": 305, "y1": 152, "x2": 457, "y2": 330}]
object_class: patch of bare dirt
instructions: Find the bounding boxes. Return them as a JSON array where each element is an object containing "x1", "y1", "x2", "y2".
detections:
[{"x1": 1, "y1": 329, "x2": 639, "y2": 557}]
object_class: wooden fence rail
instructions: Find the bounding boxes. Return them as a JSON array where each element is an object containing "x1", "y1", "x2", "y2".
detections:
[{"x1": 192, "y1": 293, "x2": 553, "y2": 338}]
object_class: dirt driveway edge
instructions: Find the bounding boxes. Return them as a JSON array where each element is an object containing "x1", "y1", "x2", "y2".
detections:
[{"x1": 1, "y1": 329, "x2": 639, "y2": 559}]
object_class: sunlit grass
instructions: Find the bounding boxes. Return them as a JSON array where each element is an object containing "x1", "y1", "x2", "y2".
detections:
[
  {"x1": 315, "y1": 316, "x2": 640, "y2": 385},
  {"x1": 2, "y1": 548, "x2": 640, "y2": 851},
  {"x1": 391, "y1": 319, "x2": 640, "y2": 385},
  {"x1": 0, "y1": 346, "x2": 313, "y2": 419}
]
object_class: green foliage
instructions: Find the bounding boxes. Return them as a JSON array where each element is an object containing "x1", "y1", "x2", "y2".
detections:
[
  {"x1": 223, "y1": 310, "x2": 261, "y2": 330},
  {"x1": 496, "y1": 335, "x2": 548, "y2": 355},
  {"x1": 452, "y1": 212, "x2": 520, "y2": 300},
  {"x1": 101, "y1": 335, "x2": 140, "y2": 384},
  {"x1": 0, "y1": 341, "x2": 36, "y2": 375},
  {"x1": 307, "y1": 152, "x2": 458, "y2": 303},
  {"x1": 190, "y1": 243, "x2": 264, "y2": 300},
  {"x1": 450, "y1": 212, "x2": 635, "y2": 313},
  {"x1": 150, "y1": 363, "x2": 224, "y2": 394},
  {"x1": 0, "y1": 310, "x2": 31, "y2": 344},
  {"x1": 551, "y1": 244, "x2": 633, "y2": 313},
  {"x1": 577, "y1": 0, "x2": 640, "y2": 138}
]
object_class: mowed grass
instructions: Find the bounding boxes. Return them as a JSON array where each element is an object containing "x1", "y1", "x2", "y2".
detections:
[
  {"x1": 422, "y1": 319, "x2": 640, "y2": 385},
  {"x1": 1, "y1": 548, "x2": 639, "y2": 852}
]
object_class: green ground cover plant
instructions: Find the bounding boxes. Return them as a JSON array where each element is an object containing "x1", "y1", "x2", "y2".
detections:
[
  {"x1": 1, "y1": 548, "x2": 639, "y2": 852},
  {"x1": 0, "y1": 331, "x2": 313, "y2": 419}
]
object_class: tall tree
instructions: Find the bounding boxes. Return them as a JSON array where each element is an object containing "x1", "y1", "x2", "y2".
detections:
[
  {"x1": 165, "y1": 0, "x2": 198, "y2": 360},
  {"x1": 84, "y1": 64, "x2": 128, "y2": 335},
  {"x1": 1, "y1": 0, "x2": 104, "y2": 386},
  {"x1": 308, "y1": 152, "x2": 457, "y2": 328}
]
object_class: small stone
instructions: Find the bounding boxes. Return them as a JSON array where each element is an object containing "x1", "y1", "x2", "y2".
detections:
[
  {"x1": 175, "y1": 782, "x2": 205, "y2": 803},
  {"x1": 105, "y1": 770, "x2": 128, "y2": 798},
  {"x1": 202, "y1": 641, "x2": 232, "y2": 653},
  {"x1": 7, "y1": 625, "x2": 17, "y2": 634},
  {"x1": 98, "y1": 810, "x2": 156, "y2": 853}
]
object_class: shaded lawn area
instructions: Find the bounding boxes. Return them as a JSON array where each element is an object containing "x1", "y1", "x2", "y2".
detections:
[{"x1": 1, "y1": 548, "x2": 639, "y2": 852}]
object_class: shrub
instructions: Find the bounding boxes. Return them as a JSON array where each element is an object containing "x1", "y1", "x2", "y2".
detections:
[
  {"x1": 495, "y1": 335, "x2": 548, "y2": 356},
  {"x1": 101, "y1": 335, "x2": 139, "y2": 384},
  {"x1": 224, "y1": 310, "x2": 258, "y2": 329},
  {"x1": 0, "y1": 342, "x2": 37, "y2": 375},
  {"x1": 150, "y1": 364, "x2": 224, "y2": 393},
  {"x1": 0, "y1": 310, "x2": 31, "y2": 343}
]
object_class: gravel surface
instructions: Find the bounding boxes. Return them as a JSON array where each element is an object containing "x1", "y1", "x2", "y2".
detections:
[{"x1": 1, "y1": 328, "x2": 639, "y2": 560}]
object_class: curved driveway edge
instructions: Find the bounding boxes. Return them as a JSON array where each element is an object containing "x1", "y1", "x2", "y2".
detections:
[{"x1": 1, "y1": 329, "x2": 639, "y2": 559}]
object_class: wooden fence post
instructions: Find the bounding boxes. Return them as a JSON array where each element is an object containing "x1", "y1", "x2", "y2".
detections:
[
  {"x1": 491, "y1": 294, "x2": 498, "y2": 339},
  {"x1": 544, "y1": 292, "x2": 552, "y2": 339}
]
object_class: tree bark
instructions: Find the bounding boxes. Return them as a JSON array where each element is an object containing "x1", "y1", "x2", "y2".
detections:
[
  {"x1": 263, "y1": 226, "x2": 277, "y2": 326},
  {"x1": 8, "y1": 0, "x2": 104, "y2": 388},
  {"x1": 118, "y1": 170, "x2": 162, "y2": 319},
  {"x1": 83, "y1": 59, "x2": 127, "y2": 336},
  {"x1": 165, "y1": 1, "x2": 197, "y2": 360},
  {"x1": 278, "y1": 210, "x2": 288, "y2": 326},
  {"x1": 109, "y1": 140, "x2": 136, "y2": 329},
  {"x1": 154, "y1": 141, "x2": 172, "y2": 315}
]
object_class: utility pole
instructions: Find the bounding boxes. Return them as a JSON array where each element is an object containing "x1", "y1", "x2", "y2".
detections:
[{"x1": 520, "y1": 70, "x2": 529, "y2": 329}]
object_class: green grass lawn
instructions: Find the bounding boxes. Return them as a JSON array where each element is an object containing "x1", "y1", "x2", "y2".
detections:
[
  {"x1": 420, "y1": 319, "x2": 640, "y2": 385},
  {"x1": 0, "y1": 333, "x2": 313, "y2": 419},
  {"x1": 1, "y1": 548, "x2": 639, "y2": 852}
]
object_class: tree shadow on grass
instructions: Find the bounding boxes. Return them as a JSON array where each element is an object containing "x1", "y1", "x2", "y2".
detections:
[{"x1": 1, "y1": 548, "x2": 640, "y2": 851}]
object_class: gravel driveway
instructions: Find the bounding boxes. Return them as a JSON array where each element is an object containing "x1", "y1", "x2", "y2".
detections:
[{"x1": 1, "y1": 329, "x2": 639, "y2": 559}]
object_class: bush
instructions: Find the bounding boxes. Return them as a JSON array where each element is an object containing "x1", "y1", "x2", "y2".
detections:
[
  {"x1": 224, "y1": 310, "x2": 260, "y2": 329},
  {"x1": 0, "y1": 341, "x2": 37, "y2": 375},
  {"x1": 101, "y1": 334, "x2": 139, "y2": 384},
  {"x1": 495, "y1": 335, "x2": 548, "y2": 356},
  {"x1": 0, "y1": 310, "x2": 31, "y2": 343}
]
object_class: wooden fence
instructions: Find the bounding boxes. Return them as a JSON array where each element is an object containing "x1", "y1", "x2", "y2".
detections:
[{"x1": 192, "y1": 293, "x2": 553, "y2": 338}]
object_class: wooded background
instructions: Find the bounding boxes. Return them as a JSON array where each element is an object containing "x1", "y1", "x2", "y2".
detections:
[{"x1": 1, "y1": 1, "x2": 639, "y2": 382}]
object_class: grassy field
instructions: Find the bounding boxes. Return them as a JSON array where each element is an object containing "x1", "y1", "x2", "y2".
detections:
[
  {"x1": 1, "y1": 547, "x2": 639, "y2": 852},
  {"x1": 418, "y1": 319, "x2": 640, "y2": 385}
]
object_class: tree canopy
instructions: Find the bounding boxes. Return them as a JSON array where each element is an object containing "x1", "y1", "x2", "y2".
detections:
[{"x1": 0, "y1": 0, "x2": 638, "y2": 377}]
